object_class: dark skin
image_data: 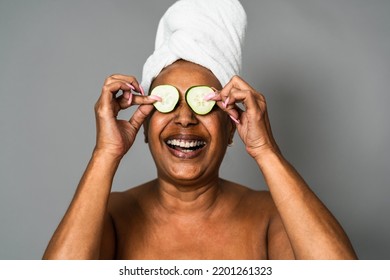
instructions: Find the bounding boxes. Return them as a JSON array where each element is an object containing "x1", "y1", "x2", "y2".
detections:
[{"x1": 43, "y1": 60, "x2": 357, "y2": 260}]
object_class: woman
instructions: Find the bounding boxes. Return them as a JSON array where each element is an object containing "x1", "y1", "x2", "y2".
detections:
[{"x1": 43, "y1": 0, "x2": 357, "y2": 259}]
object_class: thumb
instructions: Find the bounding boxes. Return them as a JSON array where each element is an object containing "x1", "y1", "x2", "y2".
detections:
[{"x1": 128, "y1": 104, "x2": 154, "y2": 134}]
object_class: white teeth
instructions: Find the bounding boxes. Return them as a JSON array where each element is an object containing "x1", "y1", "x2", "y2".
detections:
[{"x1": 166, "y1": 139, "x2": 206, "y2": 149}]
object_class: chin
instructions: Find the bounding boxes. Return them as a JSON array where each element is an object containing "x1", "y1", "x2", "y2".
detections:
[{"x1": 160, "y1": 164, "x2": 212, "y2": 185}]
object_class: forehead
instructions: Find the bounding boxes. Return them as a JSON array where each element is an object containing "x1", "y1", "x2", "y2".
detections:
[{"x1": 151, "y1": 60, "x2": 222, "y2": 93}]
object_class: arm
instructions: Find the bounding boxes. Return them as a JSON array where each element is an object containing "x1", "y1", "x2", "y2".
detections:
[
  {"x1": 42, "y1": 151, "x2": 119, "y2": 259},
  {"x1": 260, "y1": 150, "x2": 356, "y2": 259},
  {"x1": 215, "y1": 76, "x2": 357, "y2": 259},
  {"x1": 43, "y1": 75, "x2": 156, "y2": 259}
]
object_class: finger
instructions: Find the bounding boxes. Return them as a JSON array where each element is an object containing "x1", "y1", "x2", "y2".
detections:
[
  {"x1": 204, "y1": 89, "x2": 222, "y2": 101},
  {"x1": 106, "y1": 74, "x2": 144, "y2": 95},
  {"x1": 106, "y1": 74, "x2": 137, "y2": 84},
  {"x1": 116, "y1": 94, "x2": 162, "y2": 109},
  {"x1": 116, "y1": 91, "x2": 133, "y2": 108},
  {"x1": 209, "y1": 77, "x2": 254, "y2": 106},
  {"x1": 97, "y1": 81, "x2": 134, "y2": 114},
  {"x1": 132, "y1": 95, "x2": 162, "y2": 105},
  {"x1": 227, "y1": 107, "x2": 241, "y2": 124},
  {"x1": 222, "y1": 88, "x2": 264, "y2": 114},
  {"x1": 219, "y1": 75, "x2": 255, "y2": 98},
  {"x1": 211, "y1": 87, "x2": 249, "y2": 124},
  {"x1": 220, "y1": 89, "x2": 267, "y2": 127},
  {"x1": 215, "y1": 101, "x2": 241, "y2": 124},
  {"x1": 128, "y1": 104, "x2": 155, "y2": 133}
]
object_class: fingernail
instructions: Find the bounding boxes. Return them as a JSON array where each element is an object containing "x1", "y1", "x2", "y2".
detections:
[
  {"x1": 223, "y1": 97, "x2": 230, "y2": 108},
  {"x1": 128, "y1": 93, "x2": 133, "y2": 105},
  {"x1": 203, "y1": 92, "x2": 216, "y2": 101},
  {"x1": 125, "y1": 83, "x2": 135, "y2": 90},
  {"x1": 140, "y1": 84, "x2": 145, "y2": 96},
  {"x1": 149, "y1": 95, "x2": 162, "y2": 102},
  {"x1": 229, "y1": 115, "x2": 240, "y2": 124}
]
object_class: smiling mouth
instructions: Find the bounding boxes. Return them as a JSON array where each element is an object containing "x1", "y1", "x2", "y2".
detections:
[{"x1": 166, "y1": 139, "x2": 206, "y2": 153}]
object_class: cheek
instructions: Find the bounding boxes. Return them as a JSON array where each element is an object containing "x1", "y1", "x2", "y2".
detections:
[
  {"x1": 147, "y1": 113, "x2": 168, "y2": 139},
  {"x1": 203, "y1": 113, "x2": 231, "y2": 144}
]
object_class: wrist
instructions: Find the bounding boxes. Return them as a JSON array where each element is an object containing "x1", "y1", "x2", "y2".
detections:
[
  {"x1": 92, "y1": 148, "x2": 124, "y2": 164},
  {"x1": 252, "y1": 146, "x2": 284, "y2": 168}
]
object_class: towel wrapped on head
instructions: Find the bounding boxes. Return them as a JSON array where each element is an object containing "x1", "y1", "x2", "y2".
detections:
[{"x1": 141, "y1": 0, "x2": 247, "y2": 94}]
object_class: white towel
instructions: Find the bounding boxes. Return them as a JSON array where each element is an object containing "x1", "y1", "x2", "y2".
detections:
[{"x1": 141, "y1": 0, "x2": 247, "y2": 94}]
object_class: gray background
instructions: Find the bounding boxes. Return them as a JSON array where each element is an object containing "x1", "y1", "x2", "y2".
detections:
[{"x1": 1, "y1": 0, "x2": 389, "y2": 259}]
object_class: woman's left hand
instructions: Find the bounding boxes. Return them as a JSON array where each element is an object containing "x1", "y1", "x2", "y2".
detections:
[{"x1": 211, "y1": 76, "x2": 280, "y2": 160}]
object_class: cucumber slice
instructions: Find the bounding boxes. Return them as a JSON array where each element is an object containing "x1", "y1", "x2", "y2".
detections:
[
  {"x1": 186, "y1": 86, "x2": 216, "y2": 115},
  {"x1": 151, "y1": 85, "x2": 179, "y2": 113}
]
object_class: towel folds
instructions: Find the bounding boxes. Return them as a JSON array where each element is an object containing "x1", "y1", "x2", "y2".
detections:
[{"x1": 141, "y1": 0, "x2": 247, "y2": 94}]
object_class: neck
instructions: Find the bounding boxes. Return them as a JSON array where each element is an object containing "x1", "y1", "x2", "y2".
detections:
[{"x1": 154, "y1": 174, "x2": 222, "y2": 217}]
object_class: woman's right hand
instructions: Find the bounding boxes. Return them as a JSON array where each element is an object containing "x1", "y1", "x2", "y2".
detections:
[{"x1": 93, "y1": 74, "x2": 159, "y2": 159}]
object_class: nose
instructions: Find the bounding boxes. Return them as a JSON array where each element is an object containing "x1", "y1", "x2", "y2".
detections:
[{"x1": 173, "y1": 100, "x2": 198, "y2": 127}]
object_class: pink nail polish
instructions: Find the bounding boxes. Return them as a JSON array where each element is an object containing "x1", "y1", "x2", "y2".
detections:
[
  {"x1": 125, "y1": 83, "x2": 135, "y2": 90},
  {"x1": 203, "y1": 92, "x2": 216, "y2": 101},
  {"x1": 140, "y1": 84, "x2": 145, "y2": 96},
  {"x1": 229, "y1": 115, "x2": 240, "y2": 124},
  {"x1": 128, "y1": 93, "x2": 133, "y2": 105},
  {"x1": 223, "y1": 97, "x2": 230, "y2": 108},
  {"x1": 149, "y1": 95, "x2": 162, "y2": 102}
]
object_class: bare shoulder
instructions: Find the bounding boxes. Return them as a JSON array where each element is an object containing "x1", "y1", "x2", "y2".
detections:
[
  {"x1": 107, "y1": 180, "x2": 157, "y2": 218},
  {"x1": 222, "y1": 180, "x2": 294, "y2": 259},
  {"x1": 220, "y1": 179, "x2": 278, "y2": 230},
  {"x1": 221, "y1": 179, "x2": 276, "y2": 214},
  {"x1": 99, "y1": 182, "x2": 157, "y2": 259}
]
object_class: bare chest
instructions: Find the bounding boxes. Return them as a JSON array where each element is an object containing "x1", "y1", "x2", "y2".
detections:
[{"x1": 115, "y1": 216, "x2": 268, "y2": 259}]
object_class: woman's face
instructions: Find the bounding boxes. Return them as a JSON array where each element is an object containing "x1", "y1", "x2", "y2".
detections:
[{"x1": 145, "y1": 60, "x2": 235, "y2": 184}]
